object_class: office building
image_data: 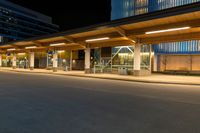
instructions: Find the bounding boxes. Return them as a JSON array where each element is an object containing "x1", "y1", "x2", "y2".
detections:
[
  {"x1": 111, "y1": 0, "x2": 200, "y2": 73},
  {"x1": 0, "y1": 0, "x2": 59, "y2": 44}
]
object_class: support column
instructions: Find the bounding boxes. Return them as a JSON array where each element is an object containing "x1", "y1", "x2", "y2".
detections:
[
  {"x1": 153, "y1": 54, "x2": 158, "y2": 72},
  {"x1": 12, "y1": 54, "x2": 17, "y2": 69},
  {"x1": 70, "y1": 50, "x2": 73, "y2": 71},
  {"x1": 149, "y1": 45, "x2": 152, "y2": 72},
  {"x1": 85, "y1": 48, "x2": 91, "y2": 74},
  {"x1": 0, "y1": 55, "x2": 2, "y2": 67},
  {"x1": 133, "y1": 43, "x2": 141, "y2": 76},
  {"x1": 53, "y1": 51, "x2": 58, "y2": 72},
  {"x1": 30, "y1": 52, "x2": 34, "y2": 70},
  {"x1": 46, "y1": 53, "x2": 49, "y2": 69}
]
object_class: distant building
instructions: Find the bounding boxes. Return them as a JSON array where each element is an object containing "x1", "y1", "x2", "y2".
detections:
[{"x1": 0, "y1": 0, "x2": 59, "y2": 44}]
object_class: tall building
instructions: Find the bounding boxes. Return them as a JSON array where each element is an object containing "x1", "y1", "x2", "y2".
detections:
[
  {"x1": 111, "y1": 0, "x2": 200, "y2": 20},
  {"x1": 0, "y1": 0, "x2": 59, "y2": 44},
  {"x1": 111, "y1": 0, "x2": 200, "y2": 72}
]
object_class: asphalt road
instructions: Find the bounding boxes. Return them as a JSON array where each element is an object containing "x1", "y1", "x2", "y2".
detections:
[{"x1": 0, "y1": 71, "x2": 200, "y2": 133}]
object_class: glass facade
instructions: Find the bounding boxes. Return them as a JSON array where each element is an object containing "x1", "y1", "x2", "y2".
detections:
[
  {"x1": 112, "y1": 46, "x2": 134, "y2": 73},
  {"x1": 112, "y1": 0, "x2": 200, "y2": 19},
  {"x1": 111, "y1": 0, "x2": 200, "y2": 54},
  {"x1": 0, "y1": 1, "x2": 59, "y2": 44},
  {"x1": 156, "y1": 0, "x2": 200, "y2": 10},
  {"x1": 2, "y1": 53, "x2": 12, "y2": 67},
  {"x1": 92, "y1": 45, "x2": 151, "y2": 74},
  {"x1": 111, "y1": 0, "x2": 149, "y2": 20},
  {"x1": 153, "y1": 40, "x2": 200, "y2": 54},
  {"x1": 16, "y1": 53, "x2": 29, "y2": 68}
]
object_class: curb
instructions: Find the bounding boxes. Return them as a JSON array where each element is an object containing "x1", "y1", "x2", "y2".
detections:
[{"x1": 0, "y1": 69, "x2": 200, "y2": 86}]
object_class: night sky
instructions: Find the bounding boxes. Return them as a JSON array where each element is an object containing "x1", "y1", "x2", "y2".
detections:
[{"x1": 9, "y1": 0, "x2": 111, "y2": 31}]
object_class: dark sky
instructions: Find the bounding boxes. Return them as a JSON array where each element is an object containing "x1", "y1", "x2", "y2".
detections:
[{"x1": 9, "y1": 0, "x2": 111, "y2": 31}]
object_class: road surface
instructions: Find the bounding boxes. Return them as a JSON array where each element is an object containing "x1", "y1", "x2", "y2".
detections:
[{"x1": 0, "y1": 71, "x2": 200, "y2": 133}]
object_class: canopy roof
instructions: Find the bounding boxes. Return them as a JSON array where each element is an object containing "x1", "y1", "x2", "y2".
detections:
[{"x1": 1, "y1": 2, "x2": 200, "y2": 53}]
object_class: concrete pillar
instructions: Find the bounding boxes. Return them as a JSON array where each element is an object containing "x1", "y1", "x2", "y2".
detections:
[
  {"x1": 46, "y1": 53, "x2": 49, "y2": 68},
  {"x1": 53, "y1": 51, "x2": 58, "y2": 72},
  {"x1": 70, "y1": 50, "x2": 73, "y2": 71},
  {"x1": 153, "y1": 54, "x2": 158, "y2": 72},
  {"x1": 12, "y1": 54, "x2": 17, "y2": 69},
  {"x1": 149, "y1": 45, "x2": 152, "y2": 72},
  {"x1": 133, "y1": 43, "x2": 141, "y2": 76},
  {"x1": 0, "y1": 55, "x2": 2, "y2": 67},
  {"x1": 30, "y1": 52, "x2": 34, "y2": 70},
  {"x1": 85, "y1": 48, "x2": 91, "y2": 73}
]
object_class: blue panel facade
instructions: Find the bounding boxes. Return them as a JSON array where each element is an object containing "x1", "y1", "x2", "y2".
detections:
[
  {"x1": 0, "y1": 0, "x2": 59, "y2": 44},
  {"x1": 153, "y1": 41, "x2": 200, "y2": 54},
  {"x1": 111, "y1": 0, "x2": 200, "y2": 54},
  {"x1": 111, "y1": 0, "x2": 149, "y2": 20}
]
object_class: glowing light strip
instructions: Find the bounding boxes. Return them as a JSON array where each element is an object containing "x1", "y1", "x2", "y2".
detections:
[
  {"x1": 25, "y1": 46, "x2": 37, "y2": 49},
  {"x1": 145, "y1": 27, "x2": 190, "y2": 34},
  {"x1": 50, "y1": 43, "x2": 66, "y2": 46},
  {"x1": 7, "y1": 48, "x2": 16, "y2": 51},
  {"x1": 17, "y1": 53, "x2": 26, "y2": 55},
  {"x1": 57, "y1": 50, "x2": 65, "y2": 53},
  {"x1": 85, "y1": 37, "x2": 110, "y2": 42}
]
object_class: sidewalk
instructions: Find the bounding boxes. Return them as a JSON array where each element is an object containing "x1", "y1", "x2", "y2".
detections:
[{"x1": 0, "y1": 67, "x2": 200, "y2": 86}]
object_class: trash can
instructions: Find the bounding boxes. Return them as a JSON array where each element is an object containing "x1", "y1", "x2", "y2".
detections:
[{"x1": 118, "y1": 67, "x2": 128, "y2": 75}]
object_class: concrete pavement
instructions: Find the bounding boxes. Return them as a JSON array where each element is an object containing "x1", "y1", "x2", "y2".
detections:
[{"x1": 0, "y1": 67, "x2": 200, "y2": 86}]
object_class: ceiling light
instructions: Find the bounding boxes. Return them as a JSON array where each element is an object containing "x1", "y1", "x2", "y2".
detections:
[
  {"x1": 17, "y1": 53, "x2": 26, "y2": 55},
  {"x1": 57, "y1": 50, "x2": 65, "y2": 53},
  {"x1": 50, "y1": 43, "x2": 66, "y2": 46},
  {"x1": 25, "y1": 46, "x2": 37, "y2": 49},
  {"x1": 7, "y1": 48, "x2": 16, "y2": 51},
  {"x1": 145, "y1": 27, "x2": 190, "y2": 34},
  {"x1": 85, "y1": 37, "x2": 110, "y2": 42}
]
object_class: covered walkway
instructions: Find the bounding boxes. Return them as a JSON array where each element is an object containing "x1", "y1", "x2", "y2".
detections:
[{"x1": 1, "y1": 3, "x2": 200, "y2": 76}]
